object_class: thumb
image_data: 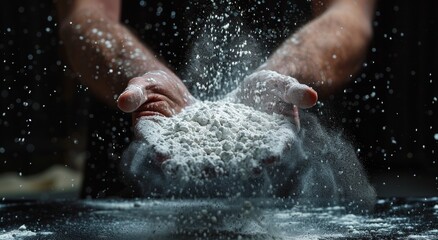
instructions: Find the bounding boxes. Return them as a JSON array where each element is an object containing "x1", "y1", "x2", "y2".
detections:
[
  {"x1": 283, "y1": 83, "x2": 318, "y2": 109},
  {"x1": 117, "y1": 84, "x2": 147, "y2": 113}
]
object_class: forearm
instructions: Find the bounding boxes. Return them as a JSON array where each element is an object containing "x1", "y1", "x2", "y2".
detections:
[
  {"x1": 261, "y1": 1, "x2": 375, "y2": 96},
  {"x1": 58, "y1": 7, "x2": 170, "y2": 107}
]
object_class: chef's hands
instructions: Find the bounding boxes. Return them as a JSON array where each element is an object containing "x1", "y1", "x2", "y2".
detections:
[
  {"x1": 118, "y1": 69, "x2": 316, "y2": 129},
  {"x1": 117, "y1": 70, "x2": 196, "y2": 124},
  {"x1": 119, "y1": 70, "x2": 317, "y2": 179},
  {"x1": 233, "y1": 70, "x2": 318, "y2": 129}
]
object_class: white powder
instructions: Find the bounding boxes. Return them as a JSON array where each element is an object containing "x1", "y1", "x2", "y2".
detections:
[
  {"x1": 124, "y1": 100, "x2": 376, "y2": 210},
  {"x1": 134, "y1": 101, "x2": 297, "y2": 182},
  {"x1": 0, "y1": 225, "x2": 52, "y2": 240}
]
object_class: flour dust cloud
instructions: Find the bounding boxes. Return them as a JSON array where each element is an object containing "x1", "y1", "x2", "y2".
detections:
[
  {"x1": 182, "y1": 2, "x2": 264, "y2": 100},
  {"x1": 121, "y1": 0, "x2": 376, "y2": 212}
]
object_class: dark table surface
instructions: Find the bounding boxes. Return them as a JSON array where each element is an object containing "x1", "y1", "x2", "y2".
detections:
[{"x1": 0, "y1": 197, "x2": 437, "y2": 240}]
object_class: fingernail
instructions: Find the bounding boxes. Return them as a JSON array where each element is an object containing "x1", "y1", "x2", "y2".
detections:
[
  {"x1": 117, "y1": 86, "x2": 146, "y2": 113},
  {"x1": 127, "y1": 85, "x2": 146, "y2": 98},
  {"x1": 286, "y1": 85, "x2": 317, "y2": 108}
]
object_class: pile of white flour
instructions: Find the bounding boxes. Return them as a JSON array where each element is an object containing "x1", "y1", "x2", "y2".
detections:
[{"x1": 133, "y1": 101, "x2": 298, "y2": 182}]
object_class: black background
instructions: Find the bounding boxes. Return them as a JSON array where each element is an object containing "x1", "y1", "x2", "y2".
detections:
[{"x1": 340, "y1": 0, "x2": 437, "y2": 196}]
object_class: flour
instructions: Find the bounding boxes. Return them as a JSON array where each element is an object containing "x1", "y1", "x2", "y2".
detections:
[
  {"x1": 133, "y1": 101, "x2": 297, "y2": 182},
  {"x1": 122, "y1": 91, "x2": 375, "y2": 212}
]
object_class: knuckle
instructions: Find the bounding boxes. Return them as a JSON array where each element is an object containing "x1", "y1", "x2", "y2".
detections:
[{"x1": 148, "y1": 83, "x2": 164, "y2": 92}]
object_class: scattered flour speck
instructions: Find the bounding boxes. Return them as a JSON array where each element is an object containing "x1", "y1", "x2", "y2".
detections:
[{"x1": 134, "y1": 101, "x2": 298, "y2": 182}]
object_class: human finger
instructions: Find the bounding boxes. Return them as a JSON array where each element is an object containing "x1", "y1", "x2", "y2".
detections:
[
  {"x1": 282, "y1": 83, "x2": 318, "y2": 109},
  {"x1": 250, "y1": 70, "x2": 318, "y2": 109},
  {"x1": 261, "y1": 155, "x2": 280, "y2": 165},
  {"x1": 136, "y1": 100, "x2": 175, "y2": 117},
  {"x1": 145, "y1": 71, "x2": 193, "y2": 107},
  {"x1": 117, "y1": 77, "x2": 151, "y2": 113}
]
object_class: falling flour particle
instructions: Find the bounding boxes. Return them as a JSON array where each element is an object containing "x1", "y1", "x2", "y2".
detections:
[{"x1": 133, "y1": 101, "x2": 297, "y2": 182}]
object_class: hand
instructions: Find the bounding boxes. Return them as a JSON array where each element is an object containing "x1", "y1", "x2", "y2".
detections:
[
  {"x1": 233, "y1": 70, "x2": 318, "y2": 129},
  {"x1": 117, "y1": 70, "x2": 196, "y2": 123}
]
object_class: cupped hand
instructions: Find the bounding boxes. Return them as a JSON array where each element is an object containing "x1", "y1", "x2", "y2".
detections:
[
  {"x1": 117, "y1": 70, "x2": 196, "y2": 123},
  {"x1": 234, "y1": 70, "x2": 318, "y2": 129}
]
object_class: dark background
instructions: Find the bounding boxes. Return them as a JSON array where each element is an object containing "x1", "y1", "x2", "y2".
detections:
[
  {"x1": 0, "y1": 1, "x2": 437, "y2": 197},
  {"x1": 339, "y1": 0, "x2": 438, "y2": 196}
]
